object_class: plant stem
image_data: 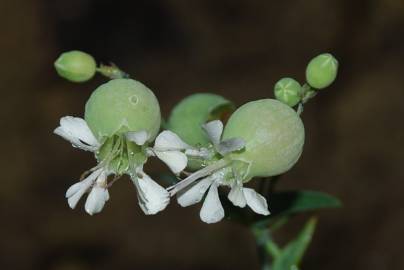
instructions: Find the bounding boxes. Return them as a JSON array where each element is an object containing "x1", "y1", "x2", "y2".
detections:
[
  {"x1": 252, "y1": 227, "x2": 281, "y2": 270},
  {"x1": 96, "y1": 63, "x2": 129, "y2": 79},
  {"x1": 167, "y1": 158, "x2": 231, "y2": 196}
]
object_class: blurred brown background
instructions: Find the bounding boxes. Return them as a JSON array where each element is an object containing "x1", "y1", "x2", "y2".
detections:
[{"x1": 1, "y1": 0, "x2": 404, "y2": 269}]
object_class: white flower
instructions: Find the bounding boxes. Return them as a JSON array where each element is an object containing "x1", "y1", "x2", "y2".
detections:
[
  {"x1": 151, "y1": 130, "x2": 194, "y2": 174},
  {"x1": 84, "y1": 171, "x2": 110, "y2": 215},
  {"x1": 55, "y1": 116, "x2": 170, "y2": 215},
  {"x1": 177, "y1": 171, "x2": 269, "y2": 224},
  {"x1": 172, "y1": 120, "x2": 269, "y2": 223},
  {"x1": 132, "y1": 167, "x2": 170, "y2": 215},
  {"x1": 65, "y1": 168, "x2": 109, "y2": 215},
  {"x1": 202, "y1": 120, "x2": 245, "y2": 156},
  {"x1": 54, "y1": 116, "x2": 100, "y2": 152},
  {"x1": 151, "y1": 121, "x2": 242, "y2": 176}
]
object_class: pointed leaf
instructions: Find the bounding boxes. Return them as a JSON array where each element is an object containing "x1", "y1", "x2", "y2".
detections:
[
  {"x1": 270, "y1": 190, "x2": 341, "y2": 216},
  {"x1": 273, "y1": 217, "x2": 317, "y2": 270}
]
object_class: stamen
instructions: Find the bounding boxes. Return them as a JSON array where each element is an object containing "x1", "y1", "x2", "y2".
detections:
[
  {"x1": 107, "y1": 174, "x2": 121, "y2": 188},
  {"x1": 168, "y1": 159, "x2": 231, "y2": 196}
]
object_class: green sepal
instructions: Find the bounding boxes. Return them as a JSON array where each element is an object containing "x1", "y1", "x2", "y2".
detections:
[{"x1": 96, "y1": 135, "x2": 147, "y2": 175}]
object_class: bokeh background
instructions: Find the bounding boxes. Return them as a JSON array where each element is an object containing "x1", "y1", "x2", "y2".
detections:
[{"x1": 1, "y1": 0, "x2": 404, "y2": 269}]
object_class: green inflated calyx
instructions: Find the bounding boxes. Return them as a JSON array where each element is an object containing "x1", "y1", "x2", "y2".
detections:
[
  {"x1": 222, "y1": 99, "x2": 305, "y2": 181},
  {"x1": 306, "y1": 53, "x2": 338, "y2": 89},
  {"x1": 167, "y1": 93, "x2": 235, "y2": 146},
  {"x1": 85, "y1": 79, "x2": 161, "y2": 142},
  {"x1": 54, "y1": 50, "x2": 96, "y2": 82},
  {"x1": 274, "y1": 78, "x2": 302, "y2": 107}
]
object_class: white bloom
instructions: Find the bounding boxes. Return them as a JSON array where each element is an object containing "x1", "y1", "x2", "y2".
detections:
[
  {"x1": 132, "y1": 167, "x2": 170, "y2": 215},
  {"x1": 202, "y1": 120, "x2": 245, "y2": 156},
  {"x1": 151, "y1": 120, "x2": 242, "y2": 176},
  {"x1": 65, "y1": 168, "x2": 109, "y2": 215},
  {"x1": 152, "y1": 130, "x2": 194, "y2": 174},
  {"x1": 177, "y1": 171, "x2": 269, "y2": 224},
  {"x1": 55, "y1": 116, "x2": 170, "y2": 215},
  {"x1": 54, "y1": 116, "x2": 100, "y2": 152},
  {"x1": 84, "y1": 170, "x2": 110, "y2": 215},
  {"x1": 172, "y1": 120, "x2": 269, "y2": 223}
]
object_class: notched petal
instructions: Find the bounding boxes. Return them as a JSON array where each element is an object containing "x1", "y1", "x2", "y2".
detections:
[
  {"x1": 228, "y1": 183, "x2": 247, "y2": 207},
  {"x1": 202, "y1": 120, "x2": 223, "y2": 145},
  {"x1": 154, "y1": 130, "x2": 191, "y2": 151},
  {"x1": 85, "y1": 186, "x2": 109, "y2": 215},
  {"x1": 54, "y1": 116, "x2": 99, "y2": 151},
  {"x1": 132, "y1": 172, "x2": 170, "y2": 215},
  {"x1": 177, "y1": 177, "x2": 213, "y2": 207},
  {"x1": 199, "y1": 183, "x2": 225, "y2": 224},
  {"x1": 216, "y1": 138, "x2": 245, "y2": 156},
  {"x1": 155, "y1": 151, "x2": 188, "y2": 174},
  {"x1": 243, "y1": 188, "x2": 270, "y2": 216}
]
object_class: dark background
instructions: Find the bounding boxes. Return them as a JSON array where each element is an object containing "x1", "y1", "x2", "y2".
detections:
[{"x1": 1, "y1": 0, "x2": 404, "y2": 269}]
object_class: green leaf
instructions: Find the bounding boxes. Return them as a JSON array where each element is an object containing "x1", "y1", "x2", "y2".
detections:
[
  {"x1": 272, "y1": 217, "x2": 317, "y2": 270},
  {"x1": 270, "y1": 190, "x2": 341, "y2": 216},
  {"x1": 253, "y1": 190, "x2": 341, "y2": 228}
]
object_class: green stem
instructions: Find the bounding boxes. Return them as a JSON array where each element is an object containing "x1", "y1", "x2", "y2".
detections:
[
  {"x1": 252, "y1": 226, "x2": 282, "y2": 270},
  {"x1": 268, "y1": 175, "x2": 280, "y2": 194},
  {"x1": 297, "y1": 83, "x2": 317, "y2": 116},
  {"x1": 265, "y1": 241, "x2": 281, "y2": 258},
  {"x1": 96, "y1": 63, "x2": 129, "y2": 79}
]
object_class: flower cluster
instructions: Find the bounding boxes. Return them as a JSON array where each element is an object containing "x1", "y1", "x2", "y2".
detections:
[
  {"x1": 53, "y1": 51, "x2": 331, "y2": 224},
  {"x1": 55, "y1": 111, "x2": 271, "y2": 223}
]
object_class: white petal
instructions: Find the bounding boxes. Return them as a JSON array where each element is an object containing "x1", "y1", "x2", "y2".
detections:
[
  {"x1": 54, "y1": 116, "x2": 99, "y2": 151},
  {"x1": 177, "y1": 177, "x2": 213, "y2": 207},
  {"x1": 202, "y1": 120, "x2": 223, "y2": 145},
  {"x1": 243, "y1": 188, "x2": 270, "y2": 216},
  {"x1": 216, "y1": 138, "x2": 245, "y2": 156},
  {"x1": 65, "y1": 182, "x2": 82, "y2": 198},
  {"x1": 126, "y1": 130, "x2": 149, "y2": 145},
  {"x1": 228, "y1": 183, "x2": 247, "y2": 207},
  {"x1": 84, "y1": 186, "x2": 108, "y2": 215},
  {"x1": 133, "y1": 172, "x2": 170, "y2": 215},
  {"x1": 185, "y1": 148, "x2": 211, "y2": 158},
  {"x1": 66, "y1": 169, "x2": 102, "y2": 209},
  {"x1": 199, "y1": 183, "x2": 225, "y2": 224},
  {"x1": 154, "y1": 130, "x2": 191, "y2": 151},
  {"x1": 155, "y1": 151, "x2": 188, "y2": 174}
]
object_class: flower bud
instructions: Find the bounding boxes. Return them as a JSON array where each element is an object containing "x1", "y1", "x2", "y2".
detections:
[
  {"x1": 85, "y1": 79, "x2": 161, "y2": 141},
  {"x1": 222, "y1": 99, "x2": 304, "y2": 181},
  {"x1": 305, "y1": 53, "x2": 338, "y2": 89},
  {"x1": 274, "y1": 77, "x2": 302, "y2": 107},
  {"x1": 54, "y1": 50, "x2": 97, "y2": 82},
  {"x1": 167, "y1": 93, "x2": 235, "y2": 146}
]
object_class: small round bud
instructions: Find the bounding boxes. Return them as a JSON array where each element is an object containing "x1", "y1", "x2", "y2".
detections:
[
  {"x1": 222, "y1": 99, "x2": 304, "y2": 181},
  {"x1": 85, "y1": 79, "x2": 161, "y2": 141},
  {"x1": 167, "y1": 93, "x2": 235, "y2": 146},
  {"x1": 274, "y1": 78, "x2": 302, "y2": 107},
  {"x1": 54, "y1": 50, "x2": 96, "y2": 82},
  {"x1": 305, "y1": 53, "x2": 338, "y2": 89}
]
